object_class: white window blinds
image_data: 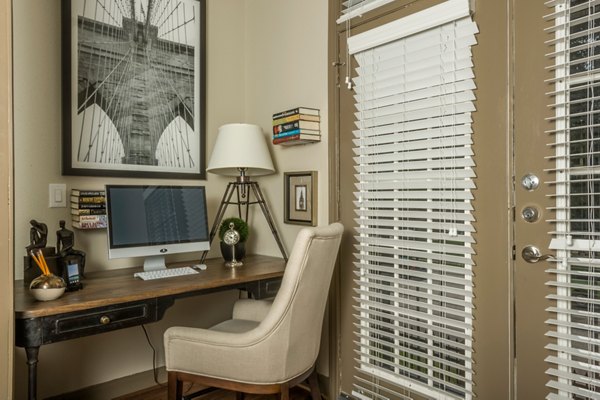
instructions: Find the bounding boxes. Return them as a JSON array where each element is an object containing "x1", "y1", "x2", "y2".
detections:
[
  {"x1": 348, "y1": 1, "x2": 478, "y2": 399},
  {"x1": 337, "y1": 0, "x2": 395, "y2": 24},
  {"x1": 546, "y1": 1, "x2": 600, "y2": 399}
]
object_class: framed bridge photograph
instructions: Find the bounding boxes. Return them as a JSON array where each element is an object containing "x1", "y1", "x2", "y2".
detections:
[{"x1": 61, "y1": 0, "x2": 206, "y2": 179}]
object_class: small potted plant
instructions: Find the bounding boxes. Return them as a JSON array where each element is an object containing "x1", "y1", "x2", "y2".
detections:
[{"x1": 218, "y1": 217, "x2": 249, "y2": 262}]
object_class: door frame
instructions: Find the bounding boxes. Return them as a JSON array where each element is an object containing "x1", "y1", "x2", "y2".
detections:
[{"x1": 0, "y1": 0, "x2": 14, "y2": 397}]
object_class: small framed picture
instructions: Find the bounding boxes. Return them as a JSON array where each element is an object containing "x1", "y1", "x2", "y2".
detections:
[{"x1": 284, "y1": 171, "x2": 317, "y2": 226}]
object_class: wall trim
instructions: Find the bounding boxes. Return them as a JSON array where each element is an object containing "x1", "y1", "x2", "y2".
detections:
[
  {"x1": 46, "y1": 367, "x2": 331, "y2": 399},
  {"x1": 46, "y1": 368, "x2": 167, "y2": 400},
  {"x1": 327, "y1": 1, "x2": 342, "y2": 400},
  {"x1": 0, "y1": 0, "x2": 14, "y2": 397}
]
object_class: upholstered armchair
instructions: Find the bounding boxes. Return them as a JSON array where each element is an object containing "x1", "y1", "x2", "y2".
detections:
[{"x1": 164, "y1": 222, "x2": 344, "y2": 400}]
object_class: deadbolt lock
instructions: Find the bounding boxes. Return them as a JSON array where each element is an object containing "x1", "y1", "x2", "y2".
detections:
[
  {"x1": 521, "y1": 173, "x2": 540, "y2": 191},
  {"x1": 521, "y1": 206, "x2": 540, "y2": 223}
]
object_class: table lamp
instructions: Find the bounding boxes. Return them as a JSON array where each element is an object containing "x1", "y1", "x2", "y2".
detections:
[{"x1": 201, "y1": 123, "x2": 288, "y2": 262}]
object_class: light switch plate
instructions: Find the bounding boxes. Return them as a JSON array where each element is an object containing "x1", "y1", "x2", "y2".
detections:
[{"x1": 49, "y1": 183, "x2": 67, "y2": 208}]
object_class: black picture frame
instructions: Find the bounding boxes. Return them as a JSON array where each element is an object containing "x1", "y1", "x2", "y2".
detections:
[
  {"x1": 61, "y1": 0, "x2": 206, "y2": 179},
  {"x1": 284, "y1": 171, "x2": 317, "y2": 226}
]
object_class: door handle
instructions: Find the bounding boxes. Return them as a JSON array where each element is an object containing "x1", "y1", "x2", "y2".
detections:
[{"x1": 521, "y1": 245, "x2": 554, "y2": 263}]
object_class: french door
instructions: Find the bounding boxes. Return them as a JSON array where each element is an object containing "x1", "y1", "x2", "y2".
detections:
[
  {"x1": 334, "y1": 0, "x2": 570, "y2": 399},
  {"x1": 513, "y1": 1, "x2": 554, "y2": 399}
]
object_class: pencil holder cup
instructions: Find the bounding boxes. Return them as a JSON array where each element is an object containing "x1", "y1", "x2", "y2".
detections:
[
  {"x1": 23, "y1": 251, "x2": 61, "y2": 285},
  {"x1": 29, "y1": 274, "x2": 66, "y2": 301}
]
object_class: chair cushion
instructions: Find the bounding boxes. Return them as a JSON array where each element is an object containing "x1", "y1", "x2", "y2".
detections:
[
  {"x1": 232, "y1": 299, "x2": 273, "y2": 322},
  {"x1": 210, "y1": 318, "x2": 260, "y2": 334}
]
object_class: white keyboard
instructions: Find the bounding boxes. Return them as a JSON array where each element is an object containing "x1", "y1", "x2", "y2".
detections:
[{"x1": 134, "y1": 266, "x2": 200, "y2": 281}]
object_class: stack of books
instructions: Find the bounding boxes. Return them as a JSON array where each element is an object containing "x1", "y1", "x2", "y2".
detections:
[
  {"x1": 272, "y1": 107, "x2": 321, "y2": 146},
  {"x1": 70, "y1": 189, "x2": 107, "y2": 229}
]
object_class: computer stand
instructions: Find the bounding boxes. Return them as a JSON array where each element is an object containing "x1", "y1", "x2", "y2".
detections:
[{"x1": 201, "y1": 180, "x2": 288, "y2": 263}]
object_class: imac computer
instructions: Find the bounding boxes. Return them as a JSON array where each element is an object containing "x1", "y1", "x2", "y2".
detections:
[{"x1": 105, "y1": 185, "x2": 210, "y2": 272}]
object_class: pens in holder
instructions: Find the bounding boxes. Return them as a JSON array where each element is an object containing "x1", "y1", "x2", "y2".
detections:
[
  {"x1": 39, "y1": 250, "x2": 50, "y2": 275},
  {"x1": 30, "y1": 250, "x2": 49, "y2": 275}
]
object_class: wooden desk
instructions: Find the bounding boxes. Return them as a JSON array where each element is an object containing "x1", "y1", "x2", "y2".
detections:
[{"x1": 14, "y1": 255, "x2": 285, "y2": 400}]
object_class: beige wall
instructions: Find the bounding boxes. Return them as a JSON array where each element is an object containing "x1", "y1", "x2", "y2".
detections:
[
  {"x1": 1, "y1": 0, "x2": 13, "y2": 397},
  {"x1": 243, "y1": 0, "x2": 330, "y2": 374},
  {"x1": 12, "y1": 0, "x2": 330, "y2": 398},
  {"x1": 12, "y1": 1, "x2": 246, "y2": 398},
  {"x1": 243, "y1": 0, "x2": 329, "y2": 257},
  {"x1": 12, "y1": 0, "x2": 246, "y2": 276}
]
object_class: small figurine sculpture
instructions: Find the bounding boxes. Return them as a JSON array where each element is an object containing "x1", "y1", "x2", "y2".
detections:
[
  {"x1": 56, "y1": 220, "x2": 75, "y2": 256},
  {"x1": 56, "y1": 220, "x2": 86, "y2": 277},
  {"x1": 26, "y1": 219, "x2": 48, "y2": 253}
]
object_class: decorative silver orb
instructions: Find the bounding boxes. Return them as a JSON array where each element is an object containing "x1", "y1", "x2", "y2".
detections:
[{"x1": 29, "y1": 274, "x2": 66, "y2": 301}]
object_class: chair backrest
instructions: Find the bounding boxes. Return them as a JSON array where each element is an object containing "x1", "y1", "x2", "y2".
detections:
[{"x1": 257, "y1": 222, "x2": 343, "y2": 380}]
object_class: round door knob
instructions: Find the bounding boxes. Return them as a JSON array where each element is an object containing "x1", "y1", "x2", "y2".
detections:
[{"x1": 99, "y1": 315, "x2": 111, "y2": 325}]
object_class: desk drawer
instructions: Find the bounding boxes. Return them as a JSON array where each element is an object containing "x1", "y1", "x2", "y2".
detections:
[
  {"x1": 42, "y1": 300, "x2": 159, "y2": 343},
  {"x1": 56, "y1": 304, "x2": 148, "y2": 334}
]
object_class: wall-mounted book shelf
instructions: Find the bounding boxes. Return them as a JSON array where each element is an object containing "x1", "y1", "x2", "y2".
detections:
[
  {"x1": 70, "y1": 189, "x2": 107, "y2": 229},
  {"x1": 272, "y1": 107, "x2": 321, "y2": 146}
]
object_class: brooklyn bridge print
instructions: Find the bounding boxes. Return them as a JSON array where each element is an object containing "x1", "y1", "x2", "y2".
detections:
[{"x1": 65, "y1": 0, "x2": 204, "y2": 178}]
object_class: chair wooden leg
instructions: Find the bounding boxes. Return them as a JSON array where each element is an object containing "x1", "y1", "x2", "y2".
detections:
[
  {"x1": 307, "y1": 369, "x2": 322, "y2": 400},
  {"x1": 168, "y1": 371, "x2": 183, "y2": 400},
  {"x1": 235, "y1": 392, "x2": 245, "y2": 400},
  {"x1": 280, "y1": 383, "x2": 290, "y2": 400}
]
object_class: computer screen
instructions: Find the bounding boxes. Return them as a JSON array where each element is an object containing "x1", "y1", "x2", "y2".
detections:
[{"x1": 105, "y1": 185, "x2": 210, "y2": 271}]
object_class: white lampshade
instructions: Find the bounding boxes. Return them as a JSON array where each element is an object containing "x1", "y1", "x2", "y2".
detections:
[{"x1": 207, "y1": 123, "x2": 275, "y2": 177}]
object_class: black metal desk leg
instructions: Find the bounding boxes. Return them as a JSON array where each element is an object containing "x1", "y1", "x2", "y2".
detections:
[{"x1": 25, "y1": 346, "x2": 39, "y2": 400}]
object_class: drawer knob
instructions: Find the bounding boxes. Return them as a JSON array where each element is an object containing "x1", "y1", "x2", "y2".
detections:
[{"x1": 100, "y1": 315, "x2": 111, "y2": 325}]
